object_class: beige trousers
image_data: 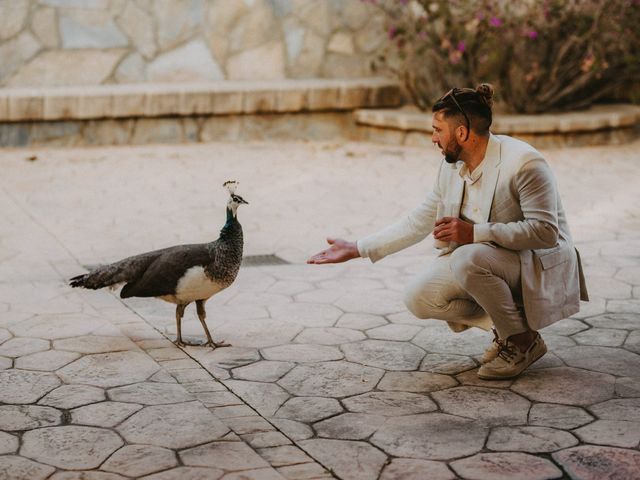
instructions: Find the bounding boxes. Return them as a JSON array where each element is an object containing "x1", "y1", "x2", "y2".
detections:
[{"x1": 404, "y1": 244, "x2": 529, "y2": 340}]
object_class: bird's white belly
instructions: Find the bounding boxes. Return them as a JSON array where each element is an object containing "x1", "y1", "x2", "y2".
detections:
[{"x1": 159, "y1": 266, "x2": 225, "y2": 304}]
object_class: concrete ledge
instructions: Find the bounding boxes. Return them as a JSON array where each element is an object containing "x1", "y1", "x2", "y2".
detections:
[
  {"x1": 355, "y1": 104, "x2": 640, "y2": 134},
  {"x1": 0, "y1": 78, "x2": 401, "y2": 122}
]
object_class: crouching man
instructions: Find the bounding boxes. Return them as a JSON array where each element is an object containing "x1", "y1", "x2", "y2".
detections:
[{"x1": 308, "y1": 84, "x2": 588, "y2": 379}]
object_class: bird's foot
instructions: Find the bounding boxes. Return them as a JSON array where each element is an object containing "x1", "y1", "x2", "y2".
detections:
[
  {"x1": 173, "y1": 339, "x2": 204, "y2": 347},
  {"x1": 205, "y1": 339, "x2": 231, "y2": 349}
]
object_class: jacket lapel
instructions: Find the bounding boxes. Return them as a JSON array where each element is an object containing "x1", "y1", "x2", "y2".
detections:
[{"x1": 479, "y1": 134, "x2": 502, "y2": 222}]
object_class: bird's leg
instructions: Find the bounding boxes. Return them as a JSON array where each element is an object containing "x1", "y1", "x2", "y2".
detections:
[
  {"x1": 174, "y1": 303, "x2": 188, "y2": 347},
  {"x1": 196, "y1": 300, "x2": 230, "y2": 349}
]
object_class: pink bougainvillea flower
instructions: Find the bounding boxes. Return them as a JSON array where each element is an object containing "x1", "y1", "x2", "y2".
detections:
[
  {"x1": 527, "y1": 30, "x2": 538, "y2": 39},
  {"x1": 489, "y1": 16, "x2": 502, "y2": 27},
  {"x1": 398, "y1": 0, "x2": 409, "y2": 5},
  {"x1": 388, "y1": 26, "x2": 398, "y2": 39},
  {"x1": 457, "y1": 41, "x2": 466, "y2": 52}
]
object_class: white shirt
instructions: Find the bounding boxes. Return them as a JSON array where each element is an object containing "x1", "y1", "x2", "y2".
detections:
[{"x1": 458, "y1": 159, "x2": 486, "y2": 226}]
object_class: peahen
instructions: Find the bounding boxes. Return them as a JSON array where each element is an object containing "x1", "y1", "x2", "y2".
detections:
[{"x1": 70, "y1": 181, "x2": 248, "y2": 348}]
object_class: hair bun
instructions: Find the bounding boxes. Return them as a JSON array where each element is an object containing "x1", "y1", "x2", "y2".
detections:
[{"x1": 475, "y1": 83, "x2": 494, "y2": 107}]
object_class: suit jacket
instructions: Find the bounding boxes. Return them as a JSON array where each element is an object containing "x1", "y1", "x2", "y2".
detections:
[{"x1": 357, "y1": 134, "x2": 589, "y2": 331}]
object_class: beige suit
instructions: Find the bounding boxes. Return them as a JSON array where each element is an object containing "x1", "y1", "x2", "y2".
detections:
[{"x1": 358, "y1": 134, "x2": 588, "y2": 331}]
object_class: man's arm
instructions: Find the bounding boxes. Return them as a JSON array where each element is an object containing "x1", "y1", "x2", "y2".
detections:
[{"x1": 307, "y1": 238, "x2": 360, "y2": 264}]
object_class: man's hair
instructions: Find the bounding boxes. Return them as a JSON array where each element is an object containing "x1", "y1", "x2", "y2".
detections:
[{"x1": 432, "y1": 84, "x2": 494, "y2": 136}]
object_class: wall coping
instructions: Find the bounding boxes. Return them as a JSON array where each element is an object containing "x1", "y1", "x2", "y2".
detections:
[
  {"x1": 0, "y1": 78, "x2": 401, "y2": 122},
  {"x1": 354, "y1": 104, "x2": 640, "y2": 134}
]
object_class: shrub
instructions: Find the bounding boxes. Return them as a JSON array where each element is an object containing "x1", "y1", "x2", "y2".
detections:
[{"x1": 369, "y1": 0, "x2": 640, "y2": 113}]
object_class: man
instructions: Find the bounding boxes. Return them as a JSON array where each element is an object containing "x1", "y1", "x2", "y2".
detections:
[{"x1": 308, "y1": 84, "x2": 588, "y2": 380}]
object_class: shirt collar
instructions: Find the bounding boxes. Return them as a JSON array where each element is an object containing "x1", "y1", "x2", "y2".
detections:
[{"x1": 459, "y1": 158, "x2": 485, "y2": 185}]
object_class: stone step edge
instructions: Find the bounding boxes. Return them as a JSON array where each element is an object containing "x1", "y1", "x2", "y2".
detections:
[
  {"x1": 354, "y1": 104, "x2": 640, "y2": 134},
  {"x1": 0, "y1": 78, "x2": 401, "y2": 122}
]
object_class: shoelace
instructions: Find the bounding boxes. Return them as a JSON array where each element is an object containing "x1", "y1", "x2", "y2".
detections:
[{"x1": 497, "y1": 343, "x2": 518, "y2": 361}]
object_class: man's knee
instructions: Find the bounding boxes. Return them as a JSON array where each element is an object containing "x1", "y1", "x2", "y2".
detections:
[
  {"x1": 450, "y1": 244, "x2": 491, "y2": 287},
  {"x1": 403, "y1": 281, "x2": 430, "y2": 319}
]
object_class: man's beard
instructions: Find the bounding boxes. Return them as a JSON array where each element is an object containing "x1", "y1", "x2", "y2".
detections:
[{"x1": 443, "y1": 139, "x2": 463, "y2": 164}]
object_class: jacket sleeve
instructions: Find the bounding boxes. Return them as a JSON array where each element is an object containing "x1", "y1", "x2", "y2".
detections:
[
  {"x1": 357, "y1": 163, "x2": 443, "y2": 263},
  {"x1": 473, "y1": 158, "x2": 559, "y2": 250}
]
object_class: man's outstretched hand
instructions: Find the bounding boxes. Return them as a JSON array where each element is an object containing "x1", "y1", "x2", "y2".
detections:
[{"x1": 307, "y1": 238, "x2": 360, "y2": 264}]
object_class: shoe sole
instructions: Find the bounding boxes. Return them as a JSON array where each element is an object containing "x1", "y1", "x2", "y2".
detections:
[{"x1": 477, "y1": 346, "x2": 547, "y2": 380}]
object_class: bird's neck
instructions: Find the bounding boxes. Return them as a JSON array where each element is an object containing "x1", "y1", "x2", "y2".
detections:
[{"x1": 220, "y1": 207, "x2": 241, "y2": 238}]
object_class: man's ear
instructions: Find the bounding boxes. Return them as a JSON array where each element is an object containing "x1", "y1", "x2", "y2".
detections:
[{"x1": 456, "y1": 124, "x2": 469, "y2": 142}]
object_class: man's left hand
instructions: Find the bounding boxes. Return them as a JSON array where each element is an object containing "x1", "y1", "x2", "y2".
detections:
[{"x1": 433, "y1": 217, "x2": 474, "y2": 244}]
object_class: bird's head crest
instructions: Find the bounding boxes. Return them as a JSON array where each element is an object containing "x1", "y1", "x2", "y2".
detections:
[{"x1": 223, "y1": 180, "x2": 238, "y2": 195}]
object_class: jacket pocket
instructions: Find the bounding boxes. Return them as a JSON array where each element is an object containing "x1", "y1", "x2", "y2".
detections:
[{"x1": 535, "y1": 247, "x2": 568, "y2": 270}]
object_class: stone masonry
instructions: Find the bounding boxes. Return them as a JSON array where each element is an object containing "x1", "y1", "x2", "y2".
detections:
[
  {"x1": 0, "y1": 140, "x2": 639, "y2": 479},
  {"x1": 0, "y1": 0, "x2": 385, "y2": 88}
]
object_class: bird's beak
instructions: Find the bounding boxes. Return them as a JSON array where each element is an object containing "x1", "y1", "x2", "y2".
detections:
[{"x1": 241, "y1": 198, "x2": 249, "y2": 205}]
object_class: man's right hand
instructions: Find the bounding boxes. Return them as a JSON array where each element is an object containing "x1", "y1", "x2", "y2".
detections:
[{"x1": 307, "y1": 238, "x2": 360, "y2": 264}]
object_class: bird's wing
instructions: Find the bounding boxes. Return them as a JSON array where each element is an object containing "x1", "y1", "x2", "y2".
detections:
[{"x1": 120, "y1": 244, "x2": 211, "y2": 298}]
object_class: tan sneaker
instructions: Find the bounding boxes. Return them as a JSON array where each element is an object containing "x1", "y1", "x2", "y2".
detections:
[
  {"x1": 477, "y1": 333, "x2": 547, "y2": 380},
  {"x1": 481, "y1": 328, "x2": 503, "y2": 364}
]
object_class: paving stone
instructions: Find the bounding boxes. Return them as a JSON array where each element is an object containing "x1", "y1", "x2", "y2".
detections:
[
  {"x1": 574, "y1": 419, "x2": 640, "y2": 448},
  {"x1": 212, "y1": 405, "x2": 256, "y2": 418},
  {"x1": 108, "y1": 381, "x2": 195, "y2": 405},
  {"x1": 450, "y1": 452, "x2": 562, "y2": 480},
  {"x1": 209, "y1": 319, "x2": 303, "y2": 348},
  {"x1": 257, "y1": 445, "x2": 313, "y2": 467},
  {"x1": 49, "y1": 472, "x2": 127, "y2": 480},
  {"x1": 0, "y1": 431, "x2": 19, "y2": 454},
  {"x1": 232, "y1": 360, "x2": 295, "y2": 382},
  {"x1": 488, "y1": 426, "x2": 578, "y2": 453},
  {"x1": 527, "y1": 352, "x2": 566, "y2": 370},
  {"x1": 137, "y1": 466, "x2": 224, "y2": 480},
  {"x1": 334, "y1": 290, "x2": 406, "y2": 315},
  {"x1": 295, "y1": 288, "x2": 344, "y2": 304},
  {"x1": 341, "y1": 339, "x2": 424, "y2": 370},
  {"x1": 0, "y1": 456, "x2": 55, "y2": 480},
  {"x1": 335, "y1": 313, "x2": 387, "y2": 330},
  {"x1": 268, "y1": 303, "x2": 342, "y2": 327},
  {"x1": 148, "y1": 369, "x2": 179, "y2": 383},
  {"x1": 554, "y1": 345, "x2": 640, "y2": 377},
  {"x1": 542, "y1": 318, "x2": 589, "y2": 336},
  {"x1": 53, "y1": 335, "x2": 138, "y2": 353},
  {"x1": 0, "y1": 337, "x2": 50, "y2": 358},
  {"x1": 241, "y1": 431, "x2": 292, "y2": 449},
  {"x1": 366, "y1": 323, "x2": 422, "y2": 341},
  {"x1": 9, "y1": 314, "x2": 103, "y2": 339},
  {"x1": 294, "y1": 327, "x2": 365, "y2": 345},
  {"x1": 319, "y1": 277, "x2": 384, "y2": 292},
  {"x1": 378, "y1": 371, "x2": 457, "y2": 392},
  {"x1": 572, "y1": 328, "x2": 628, "y2": 347},
  {"x1": 454, "y1": 369, "x2": 514, "y2": 388},
  {"x1": 615, "y1": 376, "x2": 640, "y2": 397},
  {"x1": 590, "y1": 398, "x2": 640, "y2": 422},
  {"x1": 146, "y1": 347, "x2": 189, "y2": 361},
  {"x1": 267, "y1": 280, "x2": 312, "y2": 296},
  {"x1": 512, "y1": 367, "x2": 615, "y2": 406},
  {"x1": 571, "y1": 297, "x2": 607, "y2": 319},
  {"x1": 0, "y1": 405, "x2": 62, "y2": 431},
  {"x1": 371, "y1": 413, "x2": 487, "y2": 460},
  {"x1": 39, "y1": 384, "x2": 105, "y2": 409},
  {"x1": 268, "y1": 417, "x2": 314, "y2": 441},
  {"x1": 192, "y1": 346, "x2": 261, "y2": 369},
  {"x1": 225, "y1": 380, "x2": 290, "y2": 417},
  {"x1": 193, "y1": 391, "x2": 244, "y2": 407},
  {"x1": 14, "y1": 349, "x2": 80, "y2": 371},
  {"x1": 528, "y1": 403, "x2": 594, "y2": 429},
  {"x1": 585, "y1": 313, "x2": 640, "y2": 330},
  {"x1": 21, "y1": 426, "x2": 123, "y2": 469},
  {"x1": 58, "y1": 351, "x2": 160, "y2": 387},
  {"x1": 0, "y1": 327, "x2": 11, "y2": 344},
  {"x1": 278, "y1": 361, "x2": 384, "y2": 397},
  {"x1": 314, "y1": 413, "x2": 386, "y2": 440},
  {"x1": 71, "y1": 401, "x2": 143, "y2": 427},
  {"x1": 300, "y1": 438, "x2": 388, "y2": 480},
  {"x1": 117, "y1": 402, "x2": 229, "y2": 449},
  {"x1": 223, "y1": 416, "x2": 275, "y2": 435},
  {"x1": 0, "y1": 369, "x2": 61, "y2": 404},
  {"x1": 616, "y1": 266, "x2": 640, "y2": 285},
  {"x1": 412, "y1": 325, "x2": 489, "y2": 356},
  {"x1": 170, "y1": 368, "x2": 219, "y2": 383},
  {"x1": 180, "y1": 441, "x2": 270, "y2": 470},
  {"x1": 276, "y1": 462, "x2": 330, "y2": 480},
  {"x1": 432, "y1": 386, "x2": 530, "y2": 426},
  {"x1": 275, "y1": 396, "x2": 343, "y2": 423},
  {"x1": 544, "y1": 334, "x2": 577, "y2": 350},
  {"x1": 420, "y1": 353, "x2": 477, "y2": 374},
  {"x1": 624, "y1": 329, "x2": 640, "y2": 354},
  {"x1": 343, "y1": 391, "x2": 437, "y2": 416},
  {"x1": 261, "y1": 344, "x2": 343, "y2": 363},
  {"x1": 552, "y1": 445, "x2": 640, "y2": 480},
  {"x1": 101, "y1": 445, "x2": 178, "y2": 477},
  {"x1": 380, "y1": 458, "x2": 455, "y2": 480}
]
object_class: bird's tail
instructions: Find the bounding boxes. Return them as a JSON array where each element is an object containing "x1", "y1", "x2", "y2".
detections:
[{"x1": 69, "y1": 274, "x2": 88, "y2": 288}]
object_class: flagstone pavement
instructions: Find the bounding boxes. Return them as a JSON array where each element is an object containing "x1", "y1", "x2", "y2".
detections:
[{"x1": 0, "y1": 138, "x2": 639, "y2": 480}]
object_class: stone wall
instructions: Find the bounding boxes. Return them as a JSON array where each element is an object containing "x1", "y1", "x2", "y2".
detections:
[{"x1": 0, "y1": 0, "x2": 387, "y2": 88}]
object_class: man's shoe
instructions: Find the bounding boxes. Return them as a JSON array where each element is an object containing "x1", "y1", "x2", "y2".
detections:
[
  {"x1": 477, "y1": 333, "x2": 547, "y2": 380},
  {"x1": 481, "y1": 328, "x2": 502, "y2": 364}
]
